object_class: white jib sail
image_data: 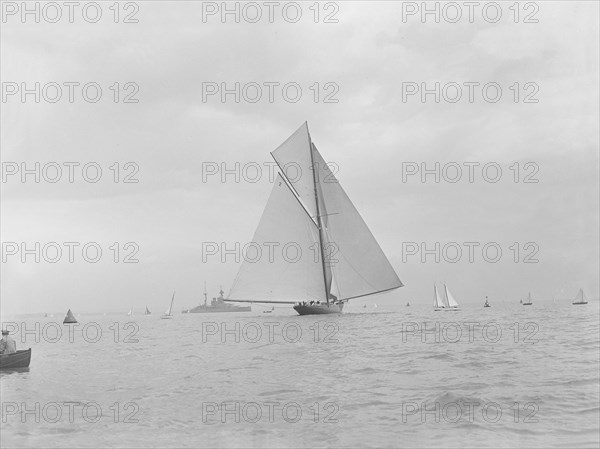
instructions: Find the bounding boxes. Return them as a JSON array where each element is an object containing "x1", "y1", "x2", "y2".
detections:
[{"x1": 444, "y1": 284, "x2": 459, "y2": 308}]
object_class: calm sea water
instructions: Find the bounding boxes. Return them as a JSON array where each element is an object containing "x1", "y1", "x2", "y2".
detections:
[{"x1": 1, "y1": 302, "x2": 599, "y2": 448}]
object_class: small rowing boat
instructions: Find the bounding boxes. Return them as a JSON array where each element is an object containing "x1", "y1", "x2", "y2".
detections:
[{"x1": 0, "y1": 349, "x2": 32, "y2": 369}]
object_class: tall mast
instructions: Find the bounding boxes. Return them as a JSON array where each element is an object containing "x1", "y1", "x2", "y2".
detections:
[
  {"x1": 308, "y1": 132, "x2": 330, "y2": 304},
  {"x1": 169, "y1": 291, "x2": 175, "y2": 315}
]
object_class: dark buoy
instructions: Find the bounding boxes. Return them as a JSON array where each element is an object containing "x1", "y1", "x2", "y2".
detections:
[{"x1": 63, "y1": 309, "x2": 77, "y2": 324}]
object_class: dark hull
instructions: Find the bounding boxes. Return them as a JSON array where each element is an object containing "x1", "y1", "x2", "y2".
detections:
[
  {"x1": 293, "y1": 303, "x2": 344, "y2": 315},
  {"x1": 573, "y1": 302, "x2": 588, "y2": 305},
  {"x1": 0, "y1": 349, "x2": 31, "y2": 369},
  {"x1": 522, "y1": 304, "x2": 533, "y2": 306}
]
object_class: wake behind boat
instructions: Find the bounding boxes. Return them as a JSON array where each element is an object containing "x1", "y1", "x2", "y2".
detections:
[{"x1": 224, "y1": 122, "x2": 403, "y2": 315}]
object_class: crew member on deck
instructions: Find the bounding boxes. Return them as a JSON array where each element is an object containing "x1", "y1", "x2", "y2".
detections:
[{"x1": 0, "y1": 330, "x2": 17, "y2": 354}]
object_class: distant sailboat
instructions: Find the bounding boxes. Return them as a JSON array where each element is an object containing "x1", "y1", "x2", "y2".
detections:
[
  {"x1": 127, "y1": 307, "x2": 133, "y2": 316},
  {"x1": 484, "y1": 296, "x2": 491, "y2": 308},
  {"x1": 224, "y1": 122, "x2": 403, "y2": 315},
  {"x1": 63, "y1": 309, "x2": 77, "y2": 324},
  {"x1": 443, "y1": 284, "x2": 460, "y2": 311},
  {"x1": 572, "y1": 288, "x2": 588, "y2": 305},
  {"x1": 145, "y1": 306, "x2": 151, "y2": 315},
  {"x1": 406, "y1": 302, "x2": 410, "y2": 307},
  {"x1": 161, "y1": 292, "x2": 175, "y2": 319},
  {"x1": 523, "y1": 292, "x2": 533, "y2": 306},
  {"x1": 263, "y1": 306, "x2": 275, "y2": 314},
  {"x1": 433, "y1": 284, "x2": 445, "y2": 311}
]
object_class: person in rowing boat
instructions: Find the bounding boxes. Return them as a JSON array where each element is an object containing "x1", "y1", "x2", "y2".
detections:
[{"x1": 0, "y1": 330, "x2": 17, "y2": 354}]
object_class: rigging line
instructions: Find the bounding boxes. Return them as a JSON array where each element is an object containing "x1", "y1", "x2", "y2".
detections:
[
  {"x1": 224, "y1": 299, "x2": 298, "y2": 304},
  {"x1": 269, "y1": 154, "x2": 319, "y2": 228},
  {"x1": 342, "y1": 285, "x2": 403, "y2": 302}
]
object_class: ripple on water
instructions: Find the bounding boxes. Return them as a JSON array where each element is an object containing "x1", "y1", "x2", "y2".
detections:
[{"x1": 1, "y1": 305, "x2": 598, "y2": 448}]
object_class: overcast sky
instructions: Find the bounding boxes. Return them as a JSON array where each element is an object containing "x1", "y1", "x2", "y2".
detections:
[{"x1": 1, "y1": 1, "x2": 598, "y2": 315}]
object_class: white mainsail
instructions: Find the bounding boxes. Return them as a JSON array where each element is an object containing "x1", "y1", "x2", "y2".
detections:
[
  {"x1": 228, "y1": 173, "x2": 325, "y2": 303},
  {"x1": 573, "y1": 288, "x2": 587, "y2": 304},
  {"x1": 165, "y1": 292, "x2": 175, "y2": 316},
  {"x1": 228, "y1": 122, "x2": 402, "y2": 304},
  {"x1": 433, "y1": 284, "x2": 445, "y2": 308},
  {"x1": 444, "y1": 284, "x2": 459, "y2": 308}
]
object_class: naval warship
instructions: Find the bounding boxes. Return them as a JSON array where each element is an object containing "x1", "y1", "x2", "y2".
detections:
[{"x1": 183, "y1": 287, "x2": 251, "y2": 313}]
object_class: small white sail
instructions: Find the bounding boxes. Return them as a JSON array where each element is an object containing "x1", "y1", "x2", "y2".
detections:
[
  {"x1": 444, "y1": 284, "x2": 459, "y2": 308},
  {"x1": 433, "y1": 284, "x2": 445, "y2": 308},
  {"x1": 168, "y1": 292, "x2": 175, "y2": 315},
  {"x1": 573, "y1": 288, "x2": 587, "y2": 304},
  {"x1": 162, "y1": 292, "x2": 176, "y2": 317}
]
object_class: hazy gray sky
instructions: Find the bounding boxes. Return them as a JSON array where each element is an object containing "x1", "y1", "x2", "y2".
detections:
[{"x1": 1, "y1": 1, "x2": 598, "y2": 315}]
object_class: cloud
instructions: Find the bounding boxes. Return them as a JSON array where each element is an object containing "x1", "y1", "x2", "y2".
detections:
[{"x1": 1, "y1": 2, "x2": 598, "y2": 315}]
